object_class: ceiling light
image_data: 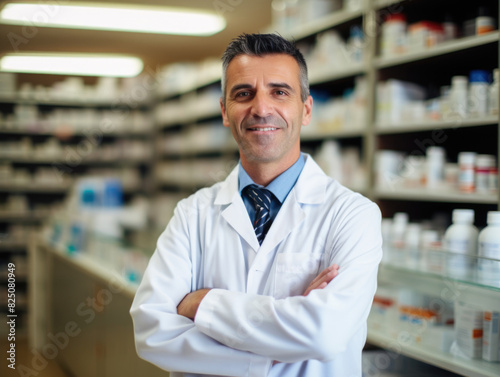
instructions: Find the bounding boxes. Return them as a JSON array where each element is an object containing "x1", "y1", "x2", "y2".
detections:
[
  {"x1": 0, "y1": 53, "x2": 144, "y2": 77},
  {"x1": 0, "y1": 2, "x2": 226, "y2": 36}
]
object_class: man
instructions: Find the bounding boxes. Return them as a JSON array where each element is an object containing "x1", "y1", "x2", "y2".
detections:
[{"x1": 130, "y1": 33, "x2": 382, "y2": 377}]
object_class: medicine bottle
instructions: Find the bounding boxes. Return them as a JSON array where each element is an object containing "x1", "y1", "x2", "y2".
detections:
[
  {"x1": 468, "y1": 70, "x2": 489, "y2": 118},
  {"x1": 458, "y1": 152, "x2": 476, "y2": 193},
  {"x1": 390, "y1": 212, "x2": 408, "y2": 249},
  {"x1": 421, "y1": 229, "x2": 443, "y2": 273},
  {"x1": 477, "y1": 211, "x2": 500, "y2": 286},
  {"x1": 475, "y1": 154, "x2": 495, "y2": 193},
  {"x1": 404, "y1": 223, "x2": 421, "y2": 268},
  {"x1": 450, "y1": 76, "x2": 468, "y2": 118},
  {"x1": 426, "y1": 146, "x2": 445, "y2": 188},
  {"x1": 476, "y1": 6, "x2": 496, "y2": 35},
  {"x1": 490, "y1": 68, "x2": 498, "y2": 116},
  {"x1": 444, "y1": 209, "x2": 478, "y2": 279},
  {"x1": 381, "y1": 13, "x2": 407, "y2": 56}
]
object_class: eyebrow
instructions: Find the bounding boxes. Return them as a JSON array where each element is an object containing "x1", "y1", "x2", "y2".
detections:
[{"x1": 229, "y1": 82, "x2": 295, "y2": 97}]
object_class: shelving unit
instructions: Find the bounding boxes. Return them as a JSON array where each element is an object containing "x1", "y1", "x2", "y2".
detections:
[
  {"x1": 369, "y1": 263, "x2": 500, "y2": 377},
  {"x1": 152, "y1": 0, "x2": 499, "y2": 374},
  {"x1": 0, "y1": 90, "x2": 153, "y2": 336}
]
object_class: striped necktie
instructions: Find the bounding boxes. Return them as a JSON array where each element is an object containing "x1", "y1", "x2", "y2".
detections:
[{"x1": 244, "y1": 185, "x2": 272, "y2": 245}]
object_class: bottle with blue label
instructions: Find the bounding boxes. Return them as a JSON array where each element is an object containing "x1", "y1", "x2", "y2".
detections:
[{"x1": 468, "y1": 69, "x2": 490, "y2": 118}]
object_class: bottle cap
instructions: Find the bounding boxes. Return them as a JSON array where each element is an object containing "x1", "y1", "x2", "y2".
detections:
[
  {"x1": 427, "y1": 146, "x2": 445, "y2": 157},
  {"x1": 451, "y1": 76, "x2": 468, "y2": 87},
  {"x1": 469, "y1": 70, "x2": 490, "y2": 83},
  {"x1": 393, "y1": 212, "x2": 409, "y2": 224},
  {"x1": 452, "y1": 209, "x2": 475, "y2": 224},
  {"x1": 458, "y1": 151, "x2": 476, "y2": 165},
  {"x1": 487, "y1": 211, "x2": 500, "y2": 225},
  {"x1": 476, "y1": 154, "x2": 495, "y2": 168},
  {"x1": 386, "y1": 13, "x2": 406, "y2": 22}
]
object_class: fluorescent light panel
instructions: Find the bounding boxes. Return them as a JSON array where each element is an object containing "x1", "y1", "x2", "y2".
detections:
[
  {"x1": 0, "y1": 53, "x2": 144, "y2": 77},
  {"x1": 0, "y1": 2, "x2": 226, "y2": 36}
]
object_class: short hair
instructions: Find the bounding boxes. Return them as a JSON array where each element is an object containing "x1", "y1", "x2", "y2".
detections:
[{"x1": 221, "y1": 33, "x2": 309, "y2": 105}]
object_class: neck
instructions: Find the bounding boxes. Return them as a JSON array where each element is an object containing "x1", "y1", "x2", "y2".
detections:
[{"x1": 241, "y1": 153, "x2": 301, "y2": 186}]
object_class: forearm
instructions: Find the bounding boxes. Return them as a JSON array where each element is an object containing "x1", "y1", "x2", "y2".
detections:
[
  {"x1": 132, "y1": 304, "x2": 272, "y2": 376},
  {"x1": 194, "y1": 255, "x2": 379, "y2": 363}
]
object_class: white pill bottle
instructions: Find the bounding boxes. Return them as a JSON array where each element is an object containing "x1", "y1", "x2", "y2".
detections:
[
  {"x1": 444, "y1": 209, "x2": 478, "y2": 279},
  {"x1": 478, "y1": 211, "x2": 500, "y2": 286}
]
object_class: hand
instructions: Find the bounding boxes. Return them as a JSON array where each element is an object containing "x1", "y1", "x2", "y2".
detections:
[
  {"x1": 177, "y1": 288, "x2": 211, "y2": 320},
  {"x1": 302, "y1": 264, "x2": 339, "y2": 296}
]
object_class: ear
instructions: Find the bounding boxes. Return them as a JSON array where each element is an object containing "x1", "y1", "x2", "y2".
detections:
[
  {"x1": 220, "y1": 97, "x2": 230, "y2": 128},
  {"x1": 301, "y1": 95, "x2": 313, "y2": 126}
]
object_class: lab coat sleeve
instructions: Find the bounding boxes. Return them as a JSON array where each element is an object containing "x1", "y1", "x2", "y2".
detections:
[
  {"x1": 194, "y1": 200, "x2": 382, "y2": 363},
  {"x1": 130, "y1": 201, "x2": 272, "y2": 376}
]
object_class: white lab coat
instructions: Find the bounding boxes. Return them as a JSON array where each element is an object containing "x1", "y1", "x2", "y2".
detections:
[{"x1": 130, "y1": 154, "x2": 383, "y2": 377}]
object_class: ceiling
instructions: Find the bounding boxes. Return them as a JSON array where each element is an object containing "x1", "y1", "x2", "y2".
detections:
[{"x1": 0, "y1": 0, "x2": 273, "y2": 85}]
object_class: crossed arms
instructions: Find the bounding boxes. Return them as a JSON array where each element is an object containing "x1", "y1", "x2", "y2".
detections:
[{"x1": 177, "y1": 264, "x2": 339, "y2": 320}]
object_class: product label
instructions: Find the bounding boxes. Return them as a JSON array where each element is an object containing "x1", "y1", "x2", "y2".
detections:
[{"x1": 479, "y1": 242, "x2": 500, "y2": 258}]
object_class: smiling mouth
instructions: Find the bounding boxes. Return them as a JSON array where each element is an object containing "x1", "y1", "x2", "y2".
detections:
[{"x1": 248, "y1": 127, "x2": 278, "y2": 131}]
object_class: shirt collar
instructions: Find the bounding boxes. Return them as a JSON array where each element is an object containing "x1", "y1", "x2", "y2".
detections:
[{"x1": 238, "y1": 153, "x2": 305, "y2": 203}]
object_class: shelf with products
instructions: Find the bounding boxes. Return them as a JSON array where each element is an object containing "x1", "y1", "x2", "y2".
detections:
[
  {"x1": 280, "y1": 5, "x2": 365, "y2": 42},
  {"x1": 0, "y1": 209, "x2": 51, "y2": 222},
  {"x1": 376, "y1": 116, "x2": 498, "y2": 134},
  {"x1": 367, "y1": 258, "x2": 500, "y2": 377},
  {"x1": 0, "y1": 239, "x2": 29, "y2": 251},
  {"x1": 375, "y1": 31, "x2": 499, "y2": 68},
  {"x1": 374, "y1": 187, "x2": 498, "y2": 204},
  {"x1": 1, "y1": 156, "x2": 152, "y2": 166}
]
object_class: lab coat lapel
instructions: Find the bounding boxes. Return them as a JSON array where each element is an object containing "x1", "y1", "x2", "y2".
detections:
[
  {"x1": 259, "y1": 190, "x2": 305, "y2": 255},
  {"x1": 216, "y1": 167, "x2": 260, "y2": 251},
  {"x1": 259, "y1": 155, "x2": 328, "y2": 255}
]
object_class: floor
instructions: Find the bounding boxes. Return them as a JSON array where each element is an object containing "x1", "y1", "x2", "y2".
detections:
[{"x1": 2, "y1": 336, "x2": 70, "y2": 377}]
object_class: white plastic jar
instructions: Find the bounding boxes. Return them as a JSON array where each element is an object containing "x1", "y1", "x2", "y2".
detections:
[
  {"x1": 478, "y1": 211, "x2": 500, "y2": 286},
  {"x1": 444, "y1": 209, "x2": 478, "y2": 279},
  {"x1": 381, "y1": 13, "x2": 407, "y2": 56}
]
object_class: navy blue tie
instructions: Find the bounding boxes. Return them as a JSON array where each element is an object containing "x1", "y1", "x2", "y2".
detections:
[{"x1": 244, "y1": 185, "x2": 272, "y2": 245}]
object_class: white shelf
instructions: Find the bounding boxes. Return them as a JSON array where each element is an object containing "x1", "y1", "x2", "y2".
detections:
[
  {"x1": 0, "y1": 128, "x2": 151, "y2": 138},
  {"x1": 0, "y1": 183, "x2": 72, "y2": 193},
  {"x1": 373, "y1": 0, "x2": 404, "y2": 10},
  {"x1": 0, "y1": 240, "x2": 28, "y2": 251},
  {"x1": 301, "y1": 127, "x2": 366, "y2": 141},
  {"x1": 376, "y1": 116, "x2": 498, "y2": 134},
  {"x1": 284, "y1": 7, "x2": 365, "y2": 41},
  {"x1": 161, "y1": 144, "x2": 238, "y2": 157},
  {"x1": 374, "y1": 186, "x2": 498, "y2": 204},
  {"x1": 160, "y1": 106, "x2": 221, "y2": 128},
  {"x1": 375, "y1": 32, "x2": 499, "y2": 68},
  {"x1": 40, "y1": 238, "x2": 138, "y2": 299},
  {"x1": 1, "y1": 156, "x2": 150, "y2": 165},
  {"x1": 0, "y1": 93, "x2": 127, "y2": 107},
  {"x1": 370, "y1": 262, "x2": 500, "y2": 377},
  {"x1": 0, "y1": 210, "x2": 50, "y2": 221},
  {"x1": 309, "y1": 64, "x2": 367, "y2": 85},
  {"x1": 367, "y1": 330, "x2": 500, "y2": 377},
  {"x1": 158, "y1": 75, "x2": 221, "y2": 99}
]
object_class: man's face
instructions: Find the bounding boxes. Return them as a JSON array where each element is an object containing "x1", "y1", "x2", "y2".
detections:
[{"x1": 220, "y1": 53, "x2": 313, "y2": 168}]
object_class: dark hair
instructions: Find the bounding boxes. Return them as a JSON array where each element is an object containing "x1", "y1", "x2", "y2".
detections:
[{"x1": 221, "y1": 33, "x2": 309, "y2": 105}]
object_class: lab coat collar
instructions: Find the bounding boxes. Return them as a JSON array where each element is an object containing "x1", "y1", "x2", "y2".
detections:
[
  {"x1": 215, "y1": 154, "x2": 329, "y2": 253},
  {"x1": 214, "y1": 153, "x2": 328, "y2": 206}
]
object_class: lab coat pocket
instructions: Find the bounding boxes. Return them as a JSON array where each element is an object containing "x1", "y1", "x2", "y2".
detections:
[{"x1": 273, "y1": 252, "x2": 323, "y2": 299}]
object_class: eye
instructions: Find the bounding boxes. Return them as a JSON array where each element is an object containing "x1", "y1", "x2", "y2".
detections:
[
  {"x1": 236, "y1": 91, "x2": 250, "y2": 98},
  {"x1": 275, "y1": 90, "x2": 287, "y2": 96}
]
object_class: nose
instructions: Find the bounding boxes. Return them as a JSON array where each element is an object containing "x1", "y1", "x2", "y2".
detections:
[{"x1": 250, "y1": 91, "x2": 272, "y2": 118}]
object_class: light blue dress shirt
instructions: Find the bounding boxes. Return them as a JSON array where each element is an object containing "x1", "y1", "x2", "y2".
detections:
[{"x1": 238, "y1": 153, "x2": 305, "y2": 225}]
